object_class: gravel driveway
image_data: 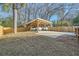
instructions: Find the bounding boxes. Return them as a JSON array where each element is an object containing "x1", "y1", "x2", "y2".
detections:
[{"x1": 0, "y1": 31, "x2": 78, "y2": 56}]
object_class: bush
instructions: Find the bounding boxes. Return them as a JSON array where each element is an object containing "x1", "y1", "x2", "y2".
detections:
[
  {"x1": 57, "y1": 20, "x2": 71, "y2": 26},
  {"x1": 0, "y1": 25, "x2": 3, "y2": 28}
]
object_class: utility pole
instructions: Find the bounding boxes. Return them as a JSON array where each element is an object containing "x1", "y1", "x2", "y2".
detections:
[{"x1": 13, "y1": 4, "x2": 18, "y2": 34}]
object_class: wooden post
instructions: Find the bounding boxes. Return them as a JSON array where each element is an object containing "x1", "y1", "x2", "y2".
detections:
[
  {"x1": 75, "y1": 27, "x2": 79, "y2": 40},
  {"x1": 37, "y1": 20, "x2": 39, "y2": 32}
]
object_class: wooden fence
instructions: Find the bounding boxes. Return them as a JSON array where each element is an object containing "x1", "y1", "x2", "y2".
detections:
[
  {"x1": 0, "y1": 27, "x2": 26, "y2": 35},
  {"x1": 0, "y1": 27, "x2": 3, "y2": 36},
  {"x1": 49, "y1": 26, "x2": 75, "y2": 32},
  {"x1": 0, "y1": 26, "x2": 75, "y2": 35}
]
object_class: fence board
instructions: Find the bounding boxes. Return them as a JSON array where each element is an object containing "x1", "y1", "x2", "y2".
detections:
[{"x1": 0, "y1": 26, "x2": 3, "y2": 36}]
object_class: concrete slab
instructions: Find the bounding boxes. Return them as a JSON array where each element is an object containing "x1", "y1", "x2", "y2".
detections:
[{"x1": 36, "y1": 31, "x2": 76, "y2": 38}]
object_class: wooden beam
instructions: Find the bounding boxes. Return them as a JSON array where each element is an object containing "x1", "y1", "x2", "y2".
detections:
[{"x1": 37, "y1": 20, "x2": 39, "y2": 32}]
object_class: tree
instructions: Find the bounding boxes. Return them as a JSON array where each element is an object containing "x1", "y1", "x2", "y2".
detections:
[
  {"x1": 2, "y1": 3, "x2": 26, "y2": 33},
  {"x1": 0, "y1": 17, "x2": 13, "y2": 27},
  {"x1": 73, "y1": 14, "x2": 79, "y2": 26}
]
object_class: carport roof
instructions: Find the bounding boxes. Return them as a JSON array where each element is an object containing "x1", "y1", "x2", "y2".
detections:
[{"x1": 24, "y1": 18, "x2": 52, "y2": 25}]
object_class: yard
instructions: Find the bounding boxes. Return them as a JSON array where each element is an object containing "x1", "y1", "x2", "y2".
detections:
[{"x1": 0, "y1": 31, "x2": 79, "y2": 56}]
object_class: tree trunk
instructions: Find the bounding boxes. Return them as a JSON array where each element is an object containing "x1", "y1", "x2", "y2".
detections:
[{"x1": 13, "y1": 4, "x2": 17, "y2": 34}]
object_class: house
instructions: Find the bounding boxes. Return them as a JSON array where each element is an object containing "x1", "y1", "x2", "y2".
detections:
[{"x1": 23, "y1": 18, "x2": 53, "y2": 31}]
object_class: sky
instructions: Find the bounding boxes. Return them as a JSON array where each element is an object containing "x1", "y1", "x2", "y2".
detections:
[
  {"x1": 0, "y1": 5, "x2": 12, "y2": 19},
  {"x1": 50, "y1": 15, "x2": 58, "y2": 21}
]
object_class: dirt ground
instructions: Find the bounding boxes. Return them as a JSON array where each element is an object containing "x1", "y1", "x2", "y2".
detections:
[{"x1": 0, "y1": 32, "x2": 79, "y2": 56}]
